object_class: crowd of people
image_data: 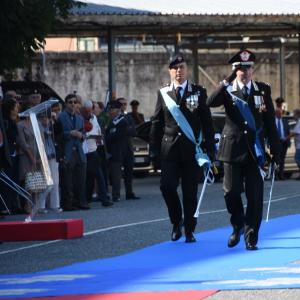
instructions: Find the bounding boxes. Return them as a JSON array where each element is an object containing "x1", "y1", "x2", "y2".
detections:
[{"x1": 0, "y1": 89, "x2": 145, "y2": 217}]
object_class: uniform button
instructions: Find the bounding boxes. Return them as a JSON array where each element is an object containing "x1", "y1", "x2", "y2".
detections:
[
  {"x1": 178, "y1": 132, "x2": 181, "y2": 136},
  {"x1": 223, "y1": 134, "x2": 226, "y2": 138},
  {"x1": 165, "y1": 138, "x2": 168, "y2": 141},
  {"x1": 244, "y1": 130, "x2": 247, "y2": 134},
  {"x1": 244, "y1": 121, "x2": 248, "y2": 125}
]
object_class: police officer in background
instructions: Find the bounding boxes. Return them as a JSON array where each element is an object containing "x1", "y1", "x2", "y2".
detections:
[
  {"x1": 128, "y1": 100, "x2": 145, "y2": 126},
  {"x1": 150, "y1": 55, "x2": 215, "y2": 243},
  {"x1": 105, "y1": 100, "x2": 128, "y2": 202},
  {"x1": 207, "y1": 49, "x2": 280, "y2": 250},
  {"x1": 117, "y1": 97, "x2": 140, "y2": 200}
]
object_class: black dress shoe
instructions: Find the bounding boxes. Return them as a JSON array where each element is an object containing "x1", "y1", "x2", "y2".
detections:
[
  {"x1": 246, "y1": 242, "x2": 258, "y2": 250},
  {"x1": 78, "y1": 205, "x2": 90, "y2": 210},
  {"x1": 102, "y1": 201, "x2": 114, "y2": 207},
  {"x1": 63, "y1": 206, "x2": 77, "y2": 211},
  {"x1": 171, "y1": 223, "x2": 182, "y2": 241},
  {"x1": 185, "y1": 232, "x2": 196, "y2": 243},
  {"x1": 126, "y1": 194, "x2": 140, "y2": 200},
  {"x1": 245, "y1": 229, "x2": 258, "y2": 250},
  {"x1": 228, "y1": 227, "x2": 244, "y2": 248}
]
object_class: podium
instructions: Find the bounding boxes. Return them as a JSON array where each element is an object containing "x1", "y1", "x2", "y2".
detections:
[{"x1": 0, "y1": 219, "x2": 83, "y2": 241}]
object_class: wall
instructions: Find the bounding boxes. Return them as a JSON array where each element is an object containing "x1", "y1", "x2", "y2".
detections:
[
  {"x1": 30, "y1": 51, "x2": 299, "y2": 118},
  {"x1": 44, "y1": 38, "x2": 77, "y2": 52}
]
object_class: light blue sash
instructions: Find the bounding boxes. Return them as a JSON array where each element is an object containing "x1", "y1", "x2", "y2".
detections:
[
  {"x1": 160, "y1": 86, "x2": 211, "y2": 169},
  {"x1": 226, "y1": 85, "x2": 265, "y2": 168}
]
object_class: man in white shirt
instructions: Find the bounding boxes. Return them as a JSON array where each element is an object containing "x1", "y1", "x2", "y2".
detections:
[{"x1": 82, "y1": 100, "x2": 113, "y2": 207}]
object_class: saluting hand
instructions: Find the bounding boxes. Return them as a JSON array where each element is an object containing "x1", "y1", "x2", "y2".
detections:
[{"x1": 224, "y1": 66, "x2": 240, "y2": 84}]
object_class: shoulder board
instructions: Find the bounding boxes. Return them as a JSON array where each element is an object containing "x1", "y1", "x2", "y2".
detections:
[
  {"x1": 160, "y1": 85, "x2": 171, "y2": 93},
  {"x1": 255, "y1": 81, "x2": 271, "y2": 88},
  {"x1": 113, "y1": 115, "x2": 124, "y2": 125},
  {"x1": 162, "y1": 83, "x2": 170, "y2": 88},
  {"x1": 191, "y1": 83, "x2": 205, "y2": 91}
]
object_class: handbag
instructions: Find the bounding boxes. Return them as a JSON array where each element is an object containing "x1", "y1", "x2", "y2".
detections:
[{"x1": 25, "y1": 171, "x2": 47, "y2": 193}]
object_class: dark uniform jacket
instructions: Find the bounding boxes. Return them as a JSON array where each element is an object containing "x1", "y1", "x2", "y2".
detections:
[
  {"x1": 123, "y1": 113, "x2": 136, "y2": 154},
  {"x1": 0, "y1": 106, "x2": 12, "y2": 170},
  {"x1": 105, "y1": 114, "x2": 128, "y2": 162},
  {"x1": 207, "y1": 80, "x2": 280, "y2": 164},
  {"x1": 150, "y1": 81, "x2": 215, "y2": 161}
]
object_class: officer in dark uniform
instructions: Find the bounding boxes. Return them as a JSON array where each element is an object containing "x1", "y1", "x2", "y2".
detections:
[
  {"x1": 105, "y1": 100, "x2": 128, "y2": 202},
  {"x1": 128, "y1": 100, "x2": 145, "y2": 126},
  {"x1": 150, "y1": 55, "x2": 215, "y2": 243},
  {"x1": 117, "y1": 97, "x2": 140, "y2": 200},
  {"x1": 207, "y1": 49, "x2": 280, "y2": 250}
]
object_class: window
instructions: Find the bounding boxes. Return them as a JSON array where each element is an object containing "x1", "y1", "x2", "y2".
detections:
[{"x1": 77, "y1": 38, "x2": 98, "y2": 52}]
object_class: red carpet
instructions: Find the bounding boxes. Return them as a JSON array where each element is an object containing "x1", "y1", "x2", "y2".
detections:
[{"x1": 12, "y1": 290, "x2": 218, "y2": 300}]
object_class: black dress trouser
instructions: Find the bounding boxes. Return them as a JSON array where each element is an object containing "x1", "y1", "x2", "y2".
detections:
[
  {"x1": 223, "y1": 160, "x2": 264, "y2": 244},
  {"x1": 60, "y1": 150, "x2": 87, "y2": 209},
  {"x1": 278, "y1": 140, "x2": 289, "y2": 177},
  {"x1": 160, "y1": 159, "x2": 199, "y2": 233}
]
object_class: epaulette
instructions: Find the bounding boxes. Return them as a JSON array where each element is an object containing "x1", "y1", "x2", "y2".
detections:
[
  {"x1": 162, "y1": 83, "x2": 170, "y2": 88},
  {"x1": 113, "y1": 114, "x2": 124, "y2": 125},
  {"x1": 255, "y1": 81, "x2": 271, "y2": 87},
  {"x1": 191, "y1": 83, "x2": 205, "y2": 91}
]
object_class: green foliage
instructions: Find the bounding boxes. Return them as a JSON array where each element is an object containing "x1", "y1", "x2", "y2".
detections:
[{"x1": 0, "y1": 0, "x2": 83, "y2": 73}]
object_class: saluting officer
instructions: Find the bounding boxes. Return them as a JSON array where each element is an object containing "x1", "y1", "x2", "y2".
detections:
[
  {"x1": 207, "y1": 49, "x2": 280, "y2": 250},
  {"x1": 150, "y1": 55, "x2": 215, "y2": 243}
]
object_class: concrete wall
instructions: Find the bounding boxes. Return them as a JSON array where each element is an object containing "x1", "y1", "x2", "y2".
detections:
[{"x1": 30, "y1": 51, "x2": 299, "y2": 118}]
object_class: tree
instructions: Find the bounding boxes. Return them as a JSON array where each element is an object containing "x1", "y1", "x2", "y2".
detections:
[{"x1": 0, "y1": 0, "x2": 83, "y2": 74}]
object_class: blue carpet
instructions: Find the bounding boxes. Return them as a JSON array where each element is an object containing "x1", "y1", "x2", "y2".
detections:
[{"x1": 1, "y1": 214, "x2": 300, "y2": 298}]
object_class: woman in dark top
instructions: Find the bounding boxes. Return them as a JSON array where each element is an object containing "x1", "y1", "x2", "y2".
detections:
[{"x1": 0, "y1": 98, "x2": 21, "y2": 214}]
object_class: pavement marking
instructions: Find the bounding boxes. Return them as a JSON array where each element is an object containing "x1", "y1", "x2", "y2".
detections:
[
  {"x1": 84, "y1": 218, "x2": 168, "y2": 236},
  {"x1": 205, "y1": 277, "x2": 300, "y2": 287},
  {"x1": 0, "y1": 274, "x2": 94, "y2": 284},
  {"x1": 0, "y1": 192, "x2": 299, "y2": 256},
  {"x1": 0, "y1": 240, "x2": 60, "y2": 255},
  {"x1": 0, "y1": 289, "x2": 49, "y2": 296}
]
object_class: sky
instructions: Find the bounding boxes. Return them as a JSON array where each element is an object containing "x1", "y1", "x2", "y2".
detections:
[{"x1": 80, "y1": 0, "x2": 300, "y2": 14}]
